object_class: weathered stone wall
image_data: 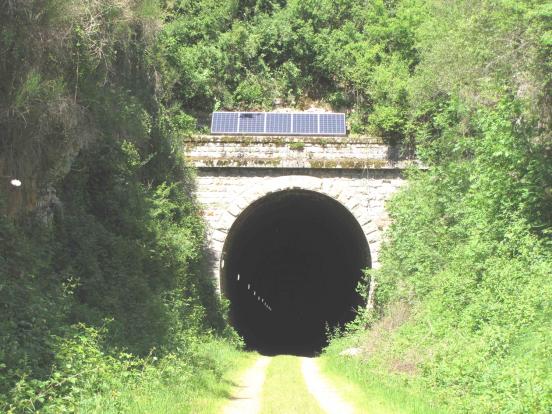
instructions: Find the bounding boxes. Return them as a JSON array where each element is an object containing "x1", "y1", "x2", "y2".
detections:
[
  {"x1": 184, "y1": 135, "x2": 412, "y2": 169},
  {"x1": 185, "y1": 134, "x2": 412, "y2": 290},
  {"x1": 194, "y1": 168, "x2": 404, "y2": 291}
]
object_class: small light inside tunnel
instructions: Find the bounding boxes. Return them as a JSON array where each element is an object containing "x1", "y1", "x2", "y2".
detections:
[
  {"x1": 237, "y1": 273, "x2": 240, "y2": 281},
  {"x1": 247, "y1": 284, "x2": 250, "y2": 290}
]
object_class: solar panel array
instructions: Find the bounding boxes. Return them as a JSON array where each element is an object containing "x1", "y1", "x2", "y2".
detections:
[{"x1": 211, "y1": 112, "x2": 346, "y2": 136}]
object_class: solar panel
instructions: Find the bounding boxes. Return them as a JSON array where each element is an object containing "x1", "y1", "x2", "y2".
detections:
[
  {"x1": 292, "y1": 113, "x2": 318, "y2": 134},
  {"x1": 211, "y1": 112, "x2": 239, "y2": 134},
  {"x1": 211, "y1": 112, "x2": 346, "y2": 136},
  {"x1": 266, "y1": 113, "x2": 291, "y2": 134},
  {"x1": 238, "y1": 112, "x2": 265, "y2": 133},
  {"x1": 320, "y1": 113, "x2": 346, "y2": 135}
]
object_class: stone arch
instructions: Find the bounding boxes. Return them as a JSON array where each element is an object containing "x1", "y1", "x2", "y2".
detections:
[
  {"x1": 218, "y1": 185, "x2": 371, "y2": 354},
  {"x1": 205, "y1": 175, "x2": 381, "y2": 294},
  {"x1": 219, "y1": 179, "x2": 373, "y2": 279},
  {"x1": 216, "y1": 175, "x2": 374, "y2": 244}
]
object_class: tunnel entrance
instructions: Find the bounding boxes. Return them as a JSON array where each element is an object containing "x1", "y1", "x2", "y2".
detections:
[{"x1": 221, "y1": 189, "x2": 370, "y2": 355}]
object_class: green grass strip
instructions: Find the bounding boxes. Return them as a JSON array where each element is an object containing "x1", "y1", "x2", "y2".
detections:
[
  {"x1": 319, "y1": 355, "x2": 449, "y2": 414},
  {"x1": 79, "y1": 342, "x2": 257, "y2": 414},
  {"x1": 260, "y1": 355, "x2": 324, "y2": 414}
]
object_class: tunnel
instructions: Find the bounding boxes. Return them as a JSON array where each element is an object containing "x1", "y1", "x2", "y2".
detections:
[{"x1": 221, "y1": 189, "x2": 370, "y2": 355}]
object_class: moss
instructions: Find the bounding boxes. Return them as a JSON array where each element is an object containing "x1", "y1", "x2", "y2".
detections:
[
  {"x1": 309, "y1": 158, "x2": 390, "y2": 169},
  {"x1": 309, "y1": 160, "x2": 337, "y2": 168},
  {"x1": 186, "y1": 156, "x2": 282, "y2": 167},
  {"x1": 186, "y1": 153, "x2": 399, "y2": 169},
  {"x1": 289, "y1": 141, "x2": 305, "y2": 151},
  {"x1": 183, "y1": 134, "x2": 386, "y2": 146}
]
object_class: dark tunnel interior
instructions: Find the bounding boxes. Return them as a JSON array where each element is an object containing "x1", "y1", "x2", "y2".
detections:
[{"x1": 221, "y1": 190, "x2": 370, "y2": 356}]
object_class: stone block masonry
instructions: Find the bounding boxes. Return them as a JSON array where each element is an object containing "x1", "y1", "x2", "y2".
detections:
[
  {"x1": 184, "y1": 135, "x2": 415, "y2": 291},
  {"x1": 185, "y1": 134, "x2": 413, "y2": 170}
]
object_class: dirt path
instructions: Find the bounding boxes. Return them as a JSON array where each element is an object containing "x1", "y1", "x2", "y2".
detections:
[
  {"x1": 223, "y1": 356, "x2": 271, "y2": 414},
  {"x1": 222, "y1": 355, "x2": 356, "y2": 414},
  {"x1": 259, "y1": 355, "x2": 324, "y2": 414},
  {"x1": 301, "y1": 357, "x2": 356, "y2": 414}
]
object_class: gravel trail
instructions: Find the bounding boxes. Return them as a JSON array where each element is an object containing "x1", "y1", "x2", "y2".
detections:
[
  {"x1": 223, "y1": 356, "x2": 271, "y2": 414},
  {"x1": 222, "y1": 355, "x2": 356, "y2": 414},
  {"x1": 301, "y1": 357, "x2": 356, "y2": 414}
]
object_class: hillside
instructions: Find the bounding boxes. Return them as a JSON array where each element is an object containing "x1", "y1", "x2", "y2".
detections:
[{"x1": 1, "y1": 0, "x2": 551, "y2": 412}]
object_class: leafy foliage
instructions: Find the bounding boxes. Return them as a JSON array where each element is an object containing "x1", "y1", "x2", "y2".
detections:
[
  {"x1": 1, "y1": 0, "x2": 551, "y2": 412},
  {"x1": 3, "y1": 324, "x2": 245, "y2": 413},
  {"x1": 337, "y1": 2, "x2": 552, "y2": 412},
  {"x1": 156, "y1": 0, "x2": 424, "y2": 137},
  {"x1": 0, "y1": 1, "x2": 233, "y2": 411}
]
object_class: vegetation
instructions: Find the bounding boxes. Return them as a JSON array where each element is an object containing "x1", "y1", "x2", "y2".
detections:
[
  {"x1": 260, "y1": 356, "x2": 322, "y2": 414},
  {"x1": 157, "y1": 0, "x2": 425, "y2": 138},
  {"x1": 320, "y1": 352, "x2": 445, "y2": 414},
  {"x1": 4, "y1": 327, "x2": 251, "y2": 413},
  {"x1": 0, "y1": 0, "x2": 241, "y2": 411},
  {"x1": 1, "y1": 0, "x2": 550, "y2": 412},
  {"x1": 289, "y1": 141, "x2": 305, "y2": 151},
  {"x1": 323, "y1": 1, "x2": 552, "y2": 413}
]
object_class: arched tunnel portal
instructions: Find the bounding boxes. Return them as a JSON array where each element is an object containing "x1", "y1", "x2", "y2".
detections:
[{"x1": 221, "y1": 189, "x2": 370, "y2": 355}]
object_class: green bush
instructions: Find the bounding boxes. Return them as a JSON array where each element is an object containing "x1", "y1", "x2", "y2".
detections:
[
  {"x1": 328, "y1": 1, "x2": 552, "y2": 410},
  {"x1": 1, "y1": 1, "x2": 234, "y2": 409},
  {"x1": 157, "y1": 0, "x2": 422, "y2": 134},
  {"x1": 3, "y1": 324, "x2": 244, "y2": 413},
  {"x1": 337, "y1": 101, "x2": 551, "y2": 413}
]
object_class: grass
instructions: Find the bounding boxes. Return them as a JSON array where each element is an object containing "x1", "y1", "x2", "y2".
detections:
[
  {"x1": 78, "y1": 340, "x2": 257, "y2": 414},
  {"x1": 260, "y1": 355, "x2": 324, "y2": 414},
  {"x1": 187, "y1": 345, "x2": 257, "y2": 414},
  {"x1": 320, "y1": 343, "x2": 449, "y2": 414}
]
